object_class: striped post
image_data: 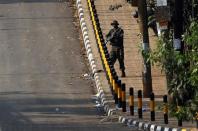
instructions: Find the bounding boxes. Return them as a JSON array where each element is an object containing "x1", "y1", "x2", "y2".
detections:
[
  {"x1": 91, "y1": 0, "x2": 95, "y2": 8},
  {"x1": 196, "y1": 112, "x2": 198, "y2": 128},
  {"x1": 100, "y1": 37, "x2": 105, "y2": 44},
  {"x1": 163, "y1": 95, "x2": 168, "y2": 124},
  {"x1": 178, "y1": 118, "x2": 182, "y2": 127},
  {"x1": 178, "y1": 106, "x2": 183, "y2": 127},
  {"x1": 113, "y1": 75, "x2": 118, "y2": 104},
  {"x1": 103, "y1": 45, "x2": 108, "y2": 53},
  {"x1": 138, "y1": 90, "x2": 143, "y2": 118},
  {"x1": 129, "y1": 87, "x2": 134, "y2": 115},
  {"x1": 121, "y1": 83, "x2": 126, "y2": 112},
  {"x1": 109, "y1": 66, "x2": 115, "y2": 93},
  {"x1": 105, "y1": 53, "x2": 110, "y2": 61},
  {"x1": 95, "y1": 15, "x2": 99, "y2": 25},
  {"x1": 117, "y1": 80, "x2": 122, "y2": 108},
  {"x1": 150, "y1": 92, "x2": 155, "y2": 121}
]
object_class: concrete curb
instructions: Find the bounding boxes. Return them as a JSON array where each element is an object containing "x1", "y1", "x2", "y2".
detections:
[
  {"x1": 76, "y1": 0, "x2": 113, "y2": 117},
  {"x1": 117, "y1": 116, "x2": 189, "y2": 131},
  {"x1": 76, "y1": 1, "x2": 192, "y2": 131}
]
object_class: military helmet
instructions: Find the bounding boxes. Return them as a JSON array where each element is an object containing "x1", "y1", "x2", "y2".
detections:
[{"x1": 111, "y1": 20, "x2": 119, "y2": 26}]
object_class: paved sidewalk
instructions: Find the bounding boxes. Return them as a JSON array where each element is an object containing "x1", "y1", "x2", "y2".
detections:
[
  {"x1": 95, "y1": 0, "x2": 167, "y2": 96},
  {"x1": 79, "y1": 0, "x2": 196, "y2": 129}
]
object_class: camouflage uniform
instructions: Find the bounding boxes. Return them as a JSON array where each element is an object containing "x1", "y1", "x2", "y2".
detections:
[{"x1": 106, "y1": 20, "x2": 125, "y2": 77}]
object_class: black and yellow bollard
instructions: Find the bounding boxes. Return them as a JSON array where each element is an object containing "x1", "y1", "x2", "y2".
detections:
[
  {"x1": 150, "y1": 92, "x2": 155, "y2": 121},
  {"x1": 103, "y1": 47, "x2": 108, "y2": 56},
  {"x1": 117, "y1": 80, "x2": 122, "y2": 108},
  {"x1": 109, "y1": 67, "x2": 115, "y2": 94},
  {"x1": 98, "y1": 30, "x2": 103, "y2": 39},
  {"x1": 178, "y1": 120, "x2": 182, "y2": 127},
  {"x1": 111, "y1": 76, "x2": 115, "y2": 94},
  {"x1": 92, "y1": 8, "x2": 97, "y2": 15},
  {"x1": 107, "y1": 58, "x2": 111, "y2": 67},
  {"x1": 95, "y1": 18, "x2": 100, "y2": 26},
  {"x1": 107, "y1": 59, "x2": 112, "y2": 69},
  {"x1": 91, "y1": 1, "x2": 95, "y2": 9},
  {"x1": 106, "y1": 54, "x2": 111, "y2": 65},
  {"x1": 91, "y1": 0, "x2": 95, "y2": 5},
  {"x1": 109, "y1": 63, "x2": 114, "y2": 70},
  {"x1": 103, "y1": 47, "x2": 108, "y2": 55},
  {"x1": 195, "y1": 112, "x2": 198, "y2": 128},
  {"x1": 138, "y1": 90, "x2": 143, "y2": 118},
  {"x1": 97, "y1": 27, "x2": 103, "y2": 37},
  {"x1": 101, "y1": 36, "x2": 105, "y2": 43},
  {"x1": 91, "y1": 3, "x2": 95, "y2": 9},
  {"x1": 113, "y1": 75, "x2": 118, "y2": 104},
  {"x1": 129, "y1": 87, "x2": 134, "y2": 115},
  {"x1": 94, "y1": 15, "x2": 99, "y2": 23},
  {"x1": 100, "y1": 38, "x2": 105, "y2": 44},
  {"x1": 163, "y1": 95, "x2": 168, "y2": 124},
  {"x1": 177, "y1": 106, "x2": 183, "y2": 127},
  {"x1": 121, "y1": 83, "x2": 126, "y2": 112}
]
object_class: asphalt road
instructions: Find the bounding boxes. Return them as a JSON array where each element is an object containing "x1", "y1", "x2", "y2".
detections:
[{"x1": 0, "y1": 0, "x2": 137, "y2": 131}]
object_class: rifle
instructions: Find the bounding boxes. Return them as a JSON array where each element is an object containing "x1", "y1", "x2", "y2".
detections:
[{"x1": 105, "y1": 28, "x2": 120, "y2": 45}]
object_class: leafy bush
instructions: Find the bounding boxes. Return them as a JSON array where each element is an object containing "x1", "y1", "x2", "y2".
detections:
[{"x1": 142, "y1": 21, "x2": 198, "y2": 121}]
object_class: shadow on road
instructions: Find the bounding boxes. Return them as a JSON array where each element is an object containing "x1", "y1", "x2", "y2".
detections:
[{"x1": 0, "y1": 92, "x2": 101, "y2": 131}]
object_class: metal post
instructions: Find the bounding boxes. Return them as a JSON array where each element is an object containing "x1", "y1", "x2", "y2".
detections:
[
  {"x1": 117, "y1": 80, "x2": 122, "y2": 108},
  {"x1": 163, "y1": 95, "x2": 168, "y2": 124},
  {"x1": 178, "y1": 116, "x2": 183, "y2": 127},
  {"x1": 138, "y1": 0, "x2": 153, "y2": 97},
  {"x1": 113, "y1": 75, "x2": 118, "y2": 104},
  {"x1": 138, "y1": 90, "x2": 143, "y2": 118},
  {"x1": 129, "y1": 87, "x2": 134, "y2": 115},
  {"x1": 150, "y1": 92, "x2": 155, "y2": 121},
  {"x1": 121, "y1": 83, "x2": 126, "y2": 112}
]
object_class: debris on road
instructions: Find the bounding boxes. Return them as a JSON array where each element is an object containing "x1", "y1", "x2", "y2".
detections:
[{"x1": 109, "y1": 4, "x2": 122, "y2": 11}]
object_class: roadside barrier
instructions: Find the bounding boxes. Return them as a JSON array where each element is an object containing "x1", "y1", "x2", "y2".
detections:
[
  {"x1": 129, "y1": 87, "x2": 134, "y2": 116},
  {"x1": 138, "y1": 90, "x2": 143, "y2": 119},
  {"x1": 109, "y1": 66, "x2": 114, "y2": 94},
  {"x1": 113, "y1": 75, "x2": 118, "y2": 104},
  {"x1": 76, "y1": 0, "x2": 111, "y2": 120},
  {"x1": 150, "y1": 92, "x2": 155, "y2": 121},
  {"x1": 87, "y1": 0, "x2": 122, "y2": 98},
  {"x1": 117, "y1": 79, "x2": 122, "y2": 108},
  {"x1": 86, "y1": 0, "x2": 196, "y2": 130},
  {"x1": 121, "y1": 83, "x2": 126, "y2": 112},
  {"x1": 163, "y1": 95, "x2": 169, "y2": 124},
  {"x1": 178, "y1": 106, "x2": 183, "y2": 127}
]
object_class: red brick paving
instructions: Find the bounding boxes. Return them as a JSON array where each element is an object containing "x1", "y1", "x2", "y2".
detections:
[
  {"x1": 80, "y1": 0, "x2": 196, "y2": 129},
  {"x1": 94, "y1": 0, "x2": 167, "y2": 96}
]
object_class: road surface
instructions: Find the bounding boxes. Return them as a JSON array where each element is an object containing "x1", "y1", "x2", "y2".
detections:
[{"x1": 0, "y1": 0, "x2": 137, "y2": 131}]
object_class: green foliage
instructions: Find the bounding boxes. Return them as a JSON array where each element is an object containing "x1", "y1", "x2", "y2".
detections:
[
  {"x1": 184, "y1": 21, "x2": 198, "y2": 87},
  {"x1": 142, "y1": 21, "x2": 198, "y2": 121},
  {"x1": 170, "y1": 105, "x2": 189, "y2": 120},
  {"x1": 183, "y1": 21, "x2": 198, "y2": 121}
]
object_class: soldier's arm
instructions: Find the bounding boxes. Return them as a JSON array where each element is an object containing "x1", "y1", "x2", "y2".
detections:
[
  {"x1": 120, "y1": 28, "x2": 124, "y2": 38},
  {"x1": 106, "y1": 29, "x2": 114, "y2": 41},
  {"x1": 106, "y1": 29, "x2": 112, "y2": 38}
]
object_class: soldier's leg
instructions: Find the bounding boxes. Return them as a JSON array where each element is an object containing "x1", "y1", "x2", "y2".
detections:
[{"x1": 110, "y1": 50, "x2": 117, "y2": 66}]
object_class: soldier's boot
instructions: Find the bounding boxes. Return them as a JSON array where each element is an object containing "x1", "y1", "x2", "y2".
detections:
[{"x1": 121, "y1": 70, "x2": 126, "y2": 77}]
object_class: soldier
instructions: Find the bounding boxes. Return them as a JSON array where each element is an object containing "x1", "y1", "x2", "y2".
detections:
[
  {"x1": 132, "y1": 8, "x2": 158, "y2": 36},
  {"x1": 106, "y1": 20, "x2": 126, "y2": 77}
]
